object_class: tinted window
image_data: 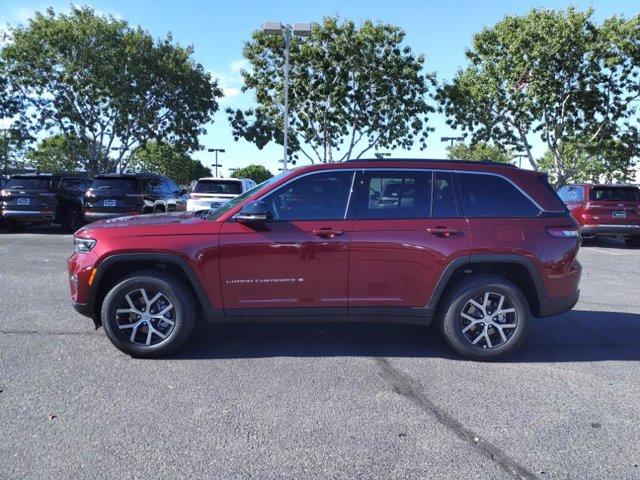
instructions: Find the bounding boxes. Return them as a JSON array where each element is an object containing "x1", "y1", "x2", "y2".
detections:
[
  {"x1": 91, "y1": 177, "x2": 138, "y2": 191},
  {"x1": 357, "y1": 171, "x2": 431, "y2": 219},
  {"x1": 60, "y1": 177, "x2": 88, "y2": 192},
  {"x1": 263, "y1": 171, "x2": 354, "y2": 221},
  {"x1": 557, "y1": 186, "x2": 585, "y2": 203},
  {"x1": 432, "y1": 172, "x2": 459, "y2": 218},
  {"x1": 458, "y1": 173, "x2": 539, "y2": 217},
  {"x1": 166, "y1": 180, "x2": 180, "y2": 194},
  {"x1": 194, "y1": 180, "x2": 243, "y2": 195},
  {"x1": 589, "y1": 186, "x2": 640, "y2": 202},
  {"x1": 5, "y1": 177, "x2": 52, "y2": 190}
]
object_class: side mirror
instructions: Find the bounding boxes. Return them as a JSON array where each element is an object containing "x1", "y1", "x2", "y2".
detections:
[{"x1": 235, "y1": 200, "x2": 272, "y2": 222}]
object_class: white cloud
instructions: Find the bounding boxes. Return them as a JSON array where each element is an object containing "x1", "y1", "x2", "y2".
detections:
[
  {"x1": 229, "y1": 59, "x2": 248, "y2": 73},
  {"x1": 210, "y1": 59, "x2": 251, "y2": 104}
]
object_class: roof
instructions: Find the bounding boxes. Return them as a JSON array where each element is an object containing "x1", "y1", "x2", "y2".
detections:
[
  {"x1": 344, "y1": 158, "x2": 518, "y2": 168},
  {"x1": 95, "y1": 172, "x2": 166, "y2": 179},
  {"x1": 567, "y1": 183, "x2": 640, "y2": 188},
  {"x1": 11, "y1": 172, "x2": 87, "y2": 178},
  {"x1": 197, "y1": 177, "x2": 245, "y2": 182}
]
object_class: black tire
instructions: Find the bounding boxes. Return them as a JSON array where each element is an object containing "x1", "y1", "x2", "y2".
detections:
[
  {"x1": 5, "y1": 219, "x2": 25, "y2": 232},
  {"x1": 439, "y1": 274, "x2": 529, "y2": 361},
  {"x1": 61, "y1": 207, "x2": 83, "y2": 233},
  {"x1": 153, "y1": 205, "x2": 165, "y2": 214},
  {"x1": 101, "y1": 271, "x2": 197, "y2": 357},
  {"x1": 625, "y1": 235, "x2": 640, "y2": 248}
]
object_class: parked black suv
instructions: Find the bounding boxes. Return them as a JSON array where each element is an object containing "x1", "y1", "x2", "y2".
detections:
[
  {"x1": 1, "y1": 173, "x2": 90, "y2": 232},
  {"x1": 83, "y1": 173, "x2": 186, "y2": 222}
]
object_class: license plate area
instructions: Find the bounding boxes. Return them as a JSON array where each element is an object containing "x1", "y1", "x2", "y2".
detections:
[
  {"x1": 103, "y1": 199, "x2": 117, "y2": 207},
  {"x1": 613, "y1": 211, "x2": 627, "y2": 218},
  {"x1": 17, "y1": 198, "x2": 30, "y2": 205}
]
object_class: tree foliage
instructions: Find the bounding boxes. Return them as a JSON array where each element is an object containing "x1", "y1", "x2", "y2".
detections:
[
  {"x1": 0, "y1": 6, "x2": 222, "y2": 176},
  {"x1": 129, "y1": 141, "x2": 211, "y2": 185},
  {"x1": 26, "y1": 133, "x2": 100, "y2": 173},
  {"x1": 446, "y1": 141, "x2": 512, "y2": 163},
  {"x1": 230, "y1": 164, "x2": 273, "y2": 183},
  {"x1": 438, "y1": 8, "x2": 640, "y2": 185},
  {"x1": 228, "y1": 17, "x2": 435, "y2": 163}
]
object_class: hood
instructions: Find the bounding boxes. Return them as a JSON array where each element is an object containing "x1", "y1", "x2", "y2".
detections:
[{"x1": 76, "y1": 211, "x2": 215, "y2": 238}]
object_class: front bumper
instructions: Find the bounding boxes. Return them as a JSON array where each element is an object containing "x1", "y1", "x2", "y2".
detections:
[
  {"x1": 1, "y1": 209, "x2": 56, "y2": 223},
  {"x1": 581, "y1": 224, "x2": 640, "y2": 237},
  {"x1": 538, "y1": 289, "x2": 580, "y2": 318}
]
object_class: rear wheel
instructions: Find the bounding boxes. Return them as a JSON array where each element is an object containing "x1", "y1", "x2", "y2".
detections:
[
  {"x1": 439, "y1": 274, "x2": 528, "y2": 361},
  {"x1": 62, "y1": 207, "x2": 83, "y2": 233},
  {"x1": 101, "y1": 271, "x2": 197, "y2": 357},
  {"x1": 625, "y1": 235, "x2": 640, "y2": 248}
]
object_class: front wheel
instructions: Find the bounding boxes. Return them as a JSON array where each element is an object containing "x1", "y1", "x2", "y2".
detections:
[
  {"x1": 439, "y1": 274, "x2": 529, "y2": 361},
  {"x1": 101, "y1": 271, "x2": 197, "y2": 357}
]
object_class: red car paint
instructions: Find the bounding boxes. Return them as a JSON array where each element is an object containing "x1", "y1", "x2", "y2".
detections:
[{"x1": 69, "y1": 160, "x2": 581, "y2": 324}]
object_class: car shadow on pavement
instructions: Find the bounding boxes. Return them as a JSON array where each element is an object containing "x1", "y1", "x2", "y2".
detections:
[{"x1": 170, "y1": 309, "x2": 640, "y2": 362}]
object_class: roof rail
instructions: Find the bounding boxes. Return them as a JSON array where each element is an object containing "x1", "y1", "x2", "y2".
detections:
[{"x1": 344, "y1": 158, "x2": 518, "y2": 168}]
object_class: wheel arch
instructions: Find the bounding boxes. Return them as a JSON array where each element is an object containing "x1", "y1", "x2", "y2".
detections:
[
  {"x1": 89, "y1": 253, "x2": 218, "y2": 326},
  {"x1": 428, "y1": 254, "x2": 546, "y2": 318}
]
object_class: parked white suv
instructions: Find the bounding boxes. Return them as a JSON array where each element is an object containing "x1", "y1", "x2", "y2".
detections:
[{"x1": 186, "y1": 177, "x2": 256, "y2": 213}]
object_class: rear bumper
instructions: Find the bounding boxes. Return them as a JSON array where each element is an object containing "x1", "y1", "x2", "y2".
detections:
[
  {"x1": 538, "y1": 289, "x2": 580, "y2": 318},
  {"x1": 1, "y1": 209, "x2": 55, "y2": 223},
  {"x1": 581, "y1": 224, "x2": 640, "y2": 237}
]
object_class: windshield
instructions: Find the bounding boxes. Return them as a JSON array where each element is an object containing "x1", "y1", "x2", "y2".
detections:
[
  {"x1": 205, "y1": 172, "x2": 287, "y2": 220},
  {"x1": 589, "y1": 186, "x2": 640, "y2": 202},
  {"x1": 90, "y1": 177, "x2": 138, "y2": 191},
  {"x1": 194, "y1": 179, "x2": 243, "y2": 195},
  {"x1": 5, "y1": 177, "x2": 52, "y2": 190}
]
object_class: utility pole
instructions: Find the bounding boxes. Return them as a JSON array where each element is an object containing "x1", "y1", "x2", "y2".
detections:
[{"x1": 207, "y1": 148, "x2": 225, "y2": 177}]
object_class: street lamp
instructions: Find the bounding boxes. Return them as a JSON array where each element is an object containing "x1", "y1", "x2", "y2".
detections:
[
  {"x1": 440, "y1": 136, "x2": 464, "y2": 147},
  {"x1": 374, "y1": 152, "x2": 391, "y2": 159},
  {"x1": 207, "y1": 148, "x2": 225, "y2": 177},
  {"x1": 262, "y1": 21, "x2": 311, "y2": 172},
  {"x1": 512, "y1": 152, "x2": 526, "y2": 168}
]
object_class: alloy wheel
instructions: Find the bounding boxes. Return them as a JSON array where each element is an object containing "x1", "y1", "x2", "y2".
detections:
[
  {"x1": 115, "y1": 288, "x2": 176, "y2": 346},
  {"x1": 459, "y1": 291, "x2": 518, "y2": 349}
]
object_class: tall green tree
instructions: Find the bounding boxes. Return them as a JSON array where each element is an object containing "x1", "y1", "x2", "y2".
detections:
[
  {"x1": 447, "y1": 141, "x2": 512, "y2": 163},
  {"x1": 228, "y1": 17, "x2": 435, "y2": 163},
  {"x1": 438, "y1": 8, "x2": 640, "y2": 186},
  {"x1": 1, "y1": 6, "x2": 222, "y2": 176},
  {"x1": 26, "y1": 134, "x2": 97, "y2": 173},
  {"x1": 129, "y1": 141, "x2": 211, "y2": 185},
  {"x1": 230, "y1": 164, "x2": 273, "y2": 183}
]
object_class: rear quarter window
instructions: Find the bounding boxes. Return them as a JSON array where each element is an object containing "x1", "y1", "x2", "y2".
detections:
[
  {"x1": 557, "y1": 185, "x2": 585, "y2": 203},
  {"x1": 457, "y1": 173, "x2": 540, "y2": 218}
]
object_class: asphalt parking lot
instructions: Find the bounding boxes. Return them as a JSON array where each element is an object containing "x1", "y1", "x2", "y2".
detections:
[{"x1": 1, "y1": 228, "x2": 639, "y2": 480}]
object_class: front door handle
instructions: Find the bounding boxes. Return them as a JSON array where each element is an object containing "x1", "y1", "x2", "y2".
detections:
[
  {"x1": 312, "y1": 228, "x2": 344, "y2": 238},
  {"x1": 427, "y1": 226, "x2": 460, "y2": 237}
]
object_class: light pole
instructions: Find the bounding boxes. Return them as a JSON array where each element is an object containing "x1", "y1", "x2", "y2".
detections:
[
  {"x1": 374, "y1": 152, "x2": 391, "y2": 159},
  {"x1": 512, "y1": 152, "x2": 526, "y2": 168},
  {"x1": 207, "y1": 148, "x2": 225, "y2": 177},
  {"x1": 440, "y1": 136, "x2": 464, "y2": 148},
  {"x1": 262, "y1": 21, "x2": 311, "y2": 172}
]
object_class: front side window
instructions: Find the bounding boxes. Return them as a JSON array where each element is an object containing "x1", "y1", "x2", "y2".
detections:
[
  {"x1": 458, "y1": 173, "x2": 540, "y2": 217},
  {"x1": 262, "y1": 171, "x2": 354, "y2": 221},
  {"x1": 557, "y1": 186, "x2": 585, "y2": 203},
  {"x1": 357, "y1": 171, "x2": 431, "y2": 219}
]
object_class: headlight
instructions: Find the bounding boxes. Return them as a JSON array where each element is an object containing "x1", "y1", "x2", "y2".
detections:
[{"x1": 74, "y1": 237, "x2": 97, "y2": 253}]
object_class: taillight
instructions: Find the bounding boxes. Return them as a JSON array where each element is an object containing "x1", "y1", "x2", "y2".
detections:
[
  {"x1": 0, "y1": 189, "x2": 9, "y2": 197},
  {"x1": 546, "y1": 227, "x2": 580, "y2": 238}
]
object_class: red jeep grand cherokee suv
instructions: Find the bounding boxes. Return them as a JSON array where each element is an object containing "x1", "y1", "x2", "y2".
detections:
[
  {"x1": 557, "y1": 183, "x2": 640, "y2": 248},
  {"x1": 68, "y1": 159, "x2": 581, "y2": 360}
]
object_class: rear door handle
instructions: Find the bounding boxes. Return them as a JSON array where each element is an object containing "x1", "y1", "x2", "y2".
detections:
[
  {"x1": 427, "y1": 226, "x2": 460, "y2": 237},
  {"x1": 312, "y1": 228, "x2": 344, "y2": 238}
]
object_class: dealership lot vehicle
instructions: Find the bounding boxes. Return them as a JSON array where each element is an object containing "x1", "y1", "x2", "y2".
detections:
[
  {"x1": 83, "y1": 173, "x2": 186, "y2": 222},
  {"x1": 0, "y1": 173, "x2": 91, "y2": 232},
  {"x1": 69, "y1": 159, "x2": 581, "y2": 360},
  {"x1": 186, "y1": 177, "x2": 257, "y2": 212},
  {"x1": 558, "y1": 183, "x2": 640, "y2": 247},
  {"x1": 1, "y1": 231, "x2": 639, "y2": 480}
]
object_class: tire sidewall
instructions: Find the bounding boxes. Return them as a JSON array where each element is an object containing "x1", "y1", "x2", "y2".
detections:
[
  {"x1": 101, "y1": 274, "x2": 195, "y2": 357},
  {"x1": 440, "y1": 276, "x2": 529, "y2": 361}
]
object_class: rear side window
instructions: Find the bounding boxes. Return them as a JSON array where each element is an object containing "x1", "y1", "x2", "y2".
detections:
[
  {"x1": 5, "y1": 177, "x2": 52, "y2": 190},
  {"x1": 589, "y1": 186, "x2": 640, "y2": 202},
  {"x1": 457, "y1": 173, "x2": 540, "y2": 217},
  {"x1": 432, "y1": 172, "x2": 459, "y2": 218},
  {"x1": 91, "y1": 177, "x2": 138, "y2": 191},
  {"x1": 357, "y1": 171, "x2": 431, "y2": 219},
  {"x1": 557, "y1": 186, "x2": 585, "y2": 203}
]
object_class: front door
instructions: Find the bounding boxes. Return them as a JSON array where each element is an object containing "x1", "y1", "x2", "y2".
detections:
[
  {"x1": 219, "y1": 170, "x2": 356, "y2": 315},
  {"x1": 348, "y1": 170, "x2": 471, "y2": 314}
]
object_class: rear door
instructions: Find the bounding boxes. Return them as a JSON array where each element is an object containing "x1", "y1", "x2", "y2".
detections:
[
  {"x1": 348, "y1": 169, "x2": 471, "y2": 314},
  {"x1": 218, "y1": 170, "x2": 356, "y2": 314}
]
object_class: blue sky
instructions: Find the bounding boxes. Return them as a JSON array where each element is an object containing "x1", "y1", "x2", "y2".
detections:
[{"x1": 1, "y1": 0, "x2": 638, "y2": 175}]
